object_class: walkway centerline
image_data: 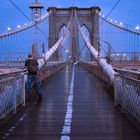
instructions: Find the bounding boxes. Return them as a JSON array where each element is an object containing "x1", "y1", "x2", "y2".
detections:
[{"x1": 61, "y1": 65, "x2": 75, "y2": 140}]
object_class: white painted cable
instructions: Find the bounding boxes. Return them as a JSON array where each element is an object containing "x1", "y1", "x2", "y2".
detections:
[
  {"x1": 75, "y1": 11, "x2": 116, "y2": 83},
  {"x1": 38, "y1": 11, "x2": 73, "y2": 68}
]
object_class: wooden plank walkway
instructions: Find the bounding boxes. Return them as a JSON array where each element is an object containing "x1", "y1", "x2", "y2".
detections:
[{"x1": 0, "y1": 64, "x2": 139, "y2": 140}]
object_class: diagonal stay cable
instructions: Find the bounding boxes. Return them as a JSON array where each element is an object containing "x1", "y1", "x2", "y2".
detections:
[
  {"x1": 9, "y1": 0, "x2": 32, "y2": 22},
  {"x1": 94, "y1": 0, "x2": 121, "y2": 35},
  {"x1": 8, "y1": 0, "x2": 48, "y2": 37},
  {"x1": 105, "y1": 0, "x2": 121, "y2": 20},
  {"x1": 74, "y1": 0, "x2": 122, "y2": 58}
]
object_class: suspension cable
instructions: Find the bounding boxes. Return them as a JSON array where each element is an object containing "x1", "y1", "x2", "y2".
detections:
[
  {"x1": 38, "y1": 10, "x2": 73, "y2": 66},
  {"x1": 77, "y1": 41, "x2": 89, "y2": 57},
  {"x1": 0, "y1": 13, "x2": 50, "y2": 39},
  {"x1": 100, "y1": 39, "x2": 121, "y2": 61},
  {"x1": 75, "y1": 11, "x2": 116, "y2": 83},
  {"x1": 0, "y1": 0, "x2": 50, "y2": 38},
  {"x1": 99, "y1": 15, "x2": 140, "y2": 35}
]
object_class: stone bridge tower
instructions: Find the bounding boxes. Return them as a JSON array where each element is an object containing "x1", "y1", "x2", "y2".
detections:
[{"x1": 47, "y1": 7, "x2": 101, "y2": 61}]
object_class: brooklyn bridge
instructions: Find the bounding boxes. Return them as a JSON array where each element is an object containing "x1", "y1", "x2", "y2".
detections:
[{"x1": 0, "y1": 0, "x2": 140, "y2": 140}]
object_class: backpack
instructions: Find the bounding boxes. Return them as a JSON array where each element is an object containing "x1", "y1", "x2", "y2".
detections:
[{"x1": 27, "y1": 59, "x2": 38, "y2": 74}]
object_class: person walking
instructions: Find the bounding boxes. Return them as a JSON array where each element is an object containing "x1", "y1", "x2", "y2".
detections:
[{"x1": 25, "y1": 54, "x2": 42, "y2": 101}]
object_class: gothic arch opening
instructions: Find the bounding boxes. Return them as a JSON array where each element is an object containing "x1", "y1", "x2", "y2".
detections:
[
  {"x1": 81, "y1": 24, "x2": 91, "y2": 40},
  {"x1": 58, "y1": 25, "x2": 70, "y2": 61},
  {"x1": 80, "y1": 25, "x2": 91, "y2": 60},
  {"x1": 58, "y1": 24, "x2": 67, "y2": 37}
]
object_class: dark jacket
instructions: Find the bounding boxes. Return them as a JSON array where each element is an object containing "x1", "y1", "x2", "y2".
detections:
[{"x1": 25, "y1": 58, "x2": 38, "y2": 75}]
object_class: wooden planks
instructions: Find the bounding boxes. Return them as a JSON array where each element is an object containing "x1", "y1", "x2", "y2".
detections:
[{"x1": 0, "y1": 65, "x2": 139, "y2": 140}]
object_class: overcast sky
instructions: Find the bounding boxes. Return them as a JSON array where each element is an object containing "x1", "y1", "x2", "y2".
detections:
[{"x1": 0, "y1": 0, "x2": 139, "y2": 31}]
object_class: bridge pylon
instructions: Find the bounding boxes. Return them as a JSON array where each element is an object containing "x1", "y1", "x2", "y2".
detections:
[{"x1": 47, "y1": 7, "x2": 101, "y2": 61}]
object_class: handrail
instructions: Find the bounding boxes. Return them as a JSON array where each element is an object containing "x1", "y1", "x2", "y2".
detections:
[
  {"x1": 115, "y1": 73, "x2": 140, "y2": 83},
  {"x1": 0, "y1": 69, "x2": 27, "y2": 79},
  {"x1": 0, "y1": 73, "x2": 25, "y2": 119},
  {"x1": 115, "y1": 68, "x2": 140, "y2": 80},
  {"x1": 114, "y1": 73, "x2": 140, "y2": 123}
]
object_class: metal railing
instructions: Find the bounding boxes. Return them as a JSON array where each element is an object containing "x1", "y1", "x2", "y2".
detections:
[
  {"x1": 39, "y1": 61, "x2": 67, "y2": 81},
  {"x1": 80, "y1": 61, "x2": 113, "y2": 86},
  {"x1": 0, "y1": 74, "x2": 25, "y2": 119},
  {"x1": 111, "y1": 52, "x2": 140, "y2": 61},
  {"x1": 0, "y1": 62, "x2": 66, "y2": 119},
  {"x1": 114, "y1": 74, "x2": 140, "y2": 122},
  {"x1": 0, "y1": 52, "x2": 28, "y2": 62},
  {"x1": 115, "y1": 68, "x2": 140, "y2": 80}
]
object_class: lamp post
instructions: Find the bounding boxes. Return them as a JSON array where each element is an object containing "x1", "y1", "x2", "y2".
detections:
[{"x1": 29, "y1": 0, "x2": 44, "y2": 59}]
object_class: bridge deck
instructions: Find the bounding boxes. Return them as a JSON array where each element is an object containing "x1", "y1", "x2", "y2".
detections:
[{"x1": 0, "y1": 65, "x2": 139, "y2": 140}]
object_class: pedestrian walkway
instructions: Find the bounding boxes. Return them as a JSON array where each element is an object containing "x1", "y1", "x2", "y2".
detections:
[{"x1": 0, "y1": 65, "x2": 139, "y2": 140}]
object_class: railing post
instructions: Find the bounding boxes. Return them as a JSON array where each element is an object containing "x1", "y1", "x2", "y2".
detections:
[
  {"x1": 98, "y1": 42, "x2": 100, "y2": 63},
  {"x1": 23, "y1": 75, "x2": 26, "y2": 106},
  {"x1": 13, "y1": 79, "x2": 17, "y2": 114},
  {"x1": 107, "y1": 43, "x2": 111, "y2": 64}
]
